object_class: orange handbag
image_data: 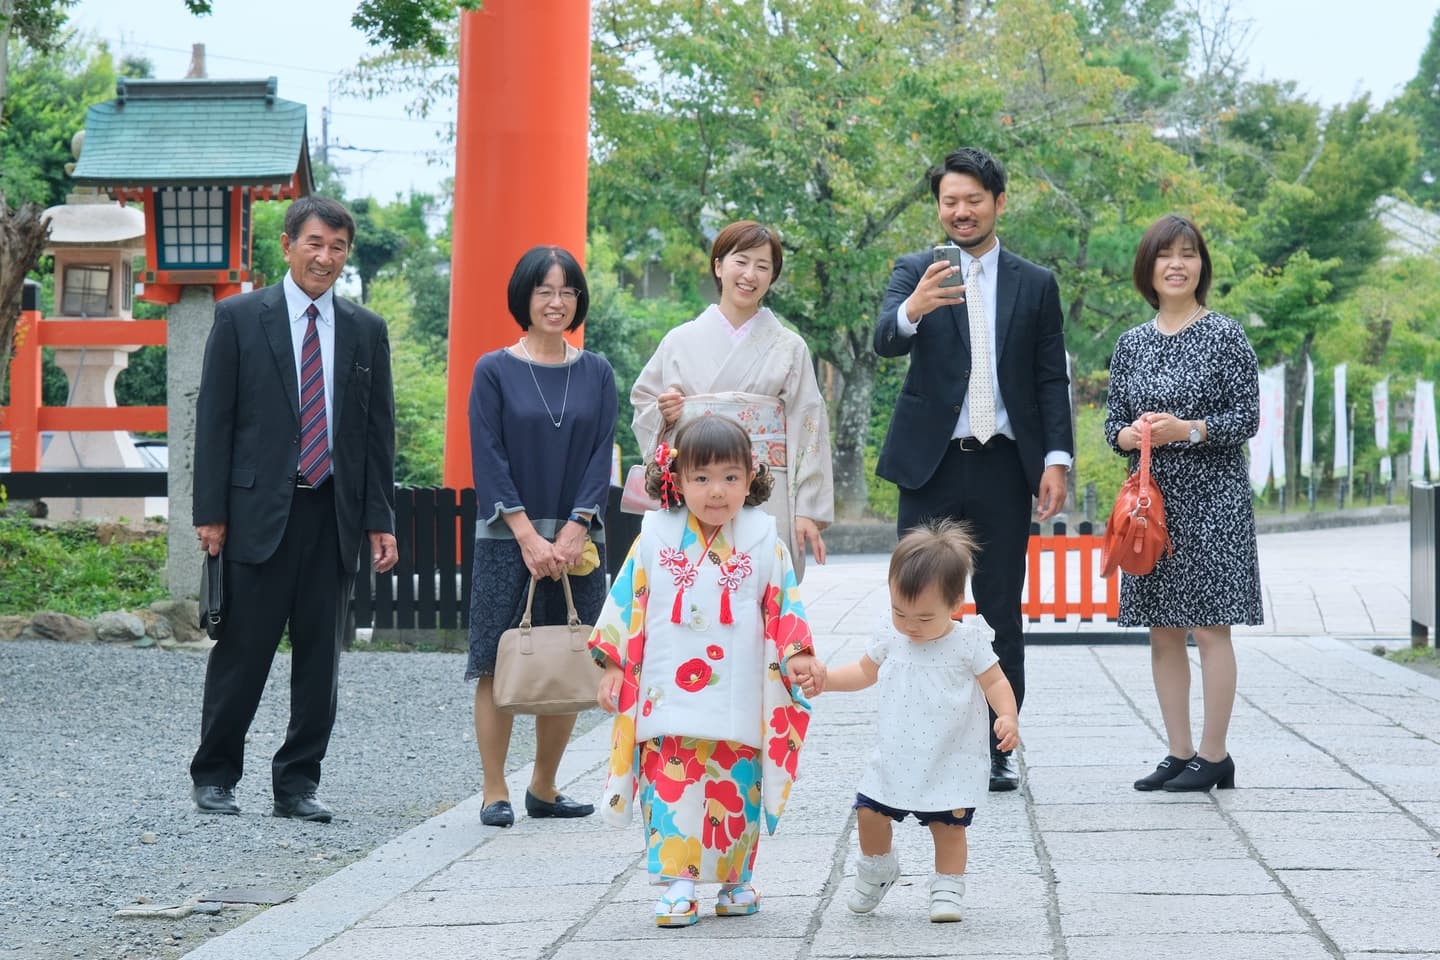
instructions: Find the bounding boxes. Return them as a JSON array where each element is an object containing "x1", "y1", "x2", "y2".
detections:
[{"x1": 1101, "y1": 419, "x2": 1173, "y2": 577}]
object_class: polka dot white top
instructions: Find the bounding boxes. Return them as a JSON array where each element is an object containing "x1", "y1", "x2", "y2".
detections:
[{"x1": 855, "y1": 619, "x2": 998, "y2": 811}]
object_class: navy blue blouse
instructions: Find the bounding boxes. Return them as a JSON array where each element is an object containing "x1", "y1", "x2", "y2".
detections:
[{"x1": 468, "y1": 347, "x2": 618, "y2": 541}]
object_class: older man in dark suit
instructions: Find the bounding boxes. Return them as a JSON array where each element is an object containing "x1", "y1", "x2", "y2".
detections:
[
  {"x1": 190, "y1": 195, "x2": 398, "y2": 821},
  {"x1": 874, "y1": 147, "x2": 1073, "y2": 792}
]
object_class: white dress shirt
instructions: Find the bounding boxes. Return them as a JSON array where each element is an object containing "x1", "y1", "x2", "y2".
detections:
[
  {"x1": 283, "y1": 272, "x2": 335, "y2": 449},
  {"x1": 896, "y1": 240, "x2": 1071, "y2": 470}
]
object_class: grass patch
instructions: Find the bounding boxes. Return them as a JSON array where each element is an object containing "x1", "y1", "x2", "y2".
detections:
[
  {"x1": 0, "y1": 517, "x2": 168, "y2": 616},
  {"x1": 1385, "y1": 645, "x2": 1440, "y2": 665}
]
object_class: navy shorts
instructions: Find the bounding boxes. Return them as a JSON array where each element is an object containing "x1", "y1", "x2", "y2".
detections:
[{"x1": 854, "y1": 793, "x2": 975, "y2": 827}]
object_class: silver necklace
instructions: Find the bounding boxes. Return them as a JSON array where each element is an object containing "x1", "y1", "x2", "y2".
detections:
[
  {"x1": 517, "y1": 338, "x2": 571, "y2": 429},
  {"x1": 1153, "y1": 304, "x2": 1205, "y2": 336}
]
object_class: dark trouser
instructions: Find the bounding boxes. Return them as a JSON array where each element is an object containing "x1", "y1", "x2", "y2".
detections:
[
  {"x1": 190, "y1": 483, "x2": 354, "y2": 798},
  {"x1": 896, "y1": 437, "x2": 1032, "y2": 757}
]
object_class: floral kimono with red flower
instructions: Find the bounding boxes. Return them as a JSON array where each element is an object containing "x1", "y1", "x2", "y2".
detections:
[{"x1": 588, "y1": 505, "x2": 814, "y2": 885}]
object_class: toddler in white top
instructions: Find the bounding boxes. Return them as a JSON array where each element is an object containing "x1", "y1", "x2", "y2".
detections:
[{"x1": 815, "y1": 519, "x2": 1018, "y2": 922}]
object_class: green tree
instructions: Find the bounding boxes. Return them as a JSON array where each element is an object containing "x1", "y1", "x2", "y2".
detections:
[
  {"x1": 1401, "y1": 9, "x2": 1440, "y2": 205},
  {"x1": 0, "y1": 37, "x2": 118, "y2": 207},
  {"x1": 180, "y1": 0, "x2": 481, "y2": 55},
  {"x1": 591, "y1": 0, "x2": 1224, "y2": 517},
  {"x1": 350, "y1": 197, "x2": 407, "y2": 304}
]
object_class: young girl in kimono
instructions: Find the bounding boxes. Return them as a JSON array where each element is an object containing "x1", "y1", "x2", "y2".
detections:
[
  {"x1": 815, "y1": 519, "x2": 1019, "y2": 923},
  {"x1": 591, "y1": 415, "x2": 824, "y2": 928}
]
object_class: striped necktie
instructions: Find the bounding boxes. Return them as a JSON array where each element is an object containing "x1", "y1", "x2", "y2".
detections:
[{"x1": 297, "y1": 303, "x2": 332, "y2": 485}]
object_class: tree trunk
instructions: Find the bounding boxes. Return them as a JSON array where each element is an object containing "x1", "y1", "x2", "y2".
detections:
[
  {"x1": 831, "y1": 328, "x2": 877, "y2": 521},
  {"x1": 0, "y1": 196, "x2": 53, "y2": 403},
  {"x1": 0, "y1": 0, "x2": 13, "y2": 113}
]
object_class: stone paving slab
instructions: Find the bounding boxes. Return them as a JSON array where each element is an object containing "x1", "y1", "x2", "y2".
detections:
[{"x1": 182, "y1": 522, "x2": 1440, "y2": 959}]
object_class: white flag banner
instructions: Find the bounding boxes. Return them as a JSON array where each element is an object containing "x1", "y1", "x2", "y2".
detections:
[
  {"x1": 1269, "y1": 366, "x2": 1286, "y2": 488},
  {"x1": 1373, "y1": 378, "x2": 1389, "y2": 450},
  {"x1": 1375, "y1": 377, "x2": 1392, "y2": 485},
  {"x1": 1300, "y1": 356, "x2": 1315, "y2": 479},
  {"x1": 1248, "y1": 364, "x2": 1286, "y2": 494},
  {"x1": 1333, "y1": 363, "x2": 1348, "y2": 477},
  {"x1": 1416, "y1": 380, "x2": 1440, "y2": 481}
]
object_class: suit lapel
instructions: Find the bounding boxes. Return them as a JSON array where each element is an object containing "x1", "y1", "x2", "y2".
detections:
[
  {"x1": 261, "y1": 285, "x2": 301, "y2": 425},
  {"x1": 331, "y1": 297, "x2": 358, "y2": 436},
  {"x1": 994, "y1": 249, "x2": 1020, "y2": 362}
]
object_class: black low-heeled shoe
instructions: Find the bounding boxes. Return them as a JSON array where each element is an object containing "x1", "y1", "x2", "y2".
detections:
[
  {"x1": 525, "y1": 790, "x2": 595, "y2": 819},
  {"x1": 480, "y1": 799, "x2": 515, "y2": 827},
  {"x1": 1133, "y1": 754, "x2": 1195, "y2": 792},
  {"x1": 1162, "y1": 754, "x2": 1235, "y2": 792}
]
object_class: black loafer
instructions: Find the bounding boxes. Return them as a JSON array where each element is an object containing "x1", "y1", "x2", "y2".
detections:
[
  {"x1": 989, "y1": 754, "x2": 1019, "y2": 792},
  {"x1": 1134, "y1": 754, "x2": 1195, "y2": 791},
  {"x1": 524, "y1": 789, "x2": 595, "y2": 819},
  {"x1": 273, "y1": 792, "x2": 333, "y2": 823},
  {"x1": 480, "y1": 799, "x2": 514, "y2": 827},
  {"x1": 193, "y1": 784, "x2": 239, "y2": 815}
]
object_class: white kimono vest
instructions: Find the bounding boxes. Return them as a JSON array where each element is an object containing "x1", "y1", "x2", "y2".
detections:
[{"x1": 633, "y1": 506, "x2": 778, "y2": 747}]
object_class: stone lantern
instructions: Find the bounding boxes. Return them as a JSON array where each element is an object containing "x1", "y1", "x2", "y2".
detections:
[{"x1": 39, "y1": 154, "x2": 151, "y2": 521}]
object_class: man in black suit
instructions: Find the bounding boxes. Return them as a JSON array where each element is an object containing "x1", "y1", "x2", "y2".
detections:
[
  {"x1": 874, "y1": 148, "x2": 1073, "y2": 791},
  {"x1": 190, "y1": 196, "x2": 398, "y2": 821}
]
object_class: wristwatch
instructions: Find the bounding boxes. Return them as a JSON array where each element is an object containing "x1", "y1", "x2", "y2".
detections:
[
  {"x1": 568, "y1": 511, "x2": 592, "y2": 529},
  {"x1": 1188, "y1": 421, "x2": 1202, "y2": 444}
]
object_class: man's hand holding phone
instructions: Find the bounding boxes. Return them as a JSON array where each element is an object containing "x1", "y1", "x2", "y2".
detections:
[{"x1": 905, "y1": 255, "x2": 966, "y2": 321}]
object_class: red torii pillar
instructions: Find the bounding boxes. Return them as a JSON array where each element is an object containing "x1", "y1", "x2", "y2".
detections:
[{"x1": 443, "y1": 0, "x2": 591, "y2": 490}]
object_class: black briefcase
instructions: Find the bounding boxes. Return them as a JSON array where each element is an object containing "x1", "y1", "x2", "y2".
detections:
[{"x1": 198, "y1": 549, "x2": 224, "y2": 638}]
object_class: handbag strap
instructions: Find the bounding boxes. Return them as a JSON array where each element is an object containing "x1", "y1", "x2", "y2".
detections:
[
  {"x1": 1137, "y1": 420, "x2": 1153, "y2": 503},
  {"x1": 518, "y1": 573, "x2": 582, "y2": 630}
]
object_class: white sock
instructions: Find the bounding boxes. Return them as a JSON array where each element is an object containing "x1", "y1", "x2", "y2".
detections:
[{"x1": 660, "y1": 878, "x2": 696, "y2": 910}]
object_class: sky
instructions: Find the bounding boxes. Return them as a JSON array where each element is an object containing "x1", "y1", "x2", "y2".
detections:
[{"x1": 64, "y1": 1, "x2": 1438, "y2": 206}]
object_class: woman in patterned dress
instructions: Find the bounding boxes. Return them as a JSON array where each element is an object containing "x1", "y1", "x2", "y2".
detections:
[{"x1": 1104, "y1": 215, "x2": 1262, "y2": 794}]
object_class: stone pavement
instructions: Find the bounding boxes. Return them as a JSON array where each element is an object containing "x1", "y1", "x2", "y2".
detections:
[{"x1": 184, "y1": 522, "x2": 1440, "y2": 960}]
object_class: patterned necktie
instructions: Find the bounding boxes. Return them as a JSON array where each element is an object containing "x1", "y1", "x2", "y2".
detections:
[
  {"x1": 298, "y1": 303, "x2": 332, "y2": 485},
  {"x1": 965, "y1": 259, "x2": 996, "y2": 443}
]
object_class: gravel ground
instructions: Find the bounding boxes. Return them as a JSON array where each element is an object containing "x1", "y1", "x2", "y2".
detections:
[{"x1": 0, "y1": 639, "x2": 606, "y2": 960}]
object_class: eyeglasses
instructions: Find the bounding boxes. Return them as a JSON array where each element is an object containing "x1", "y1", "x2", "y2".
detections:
[{"x1": 533, "y1": 286, "x2": 580, "y2": 303}]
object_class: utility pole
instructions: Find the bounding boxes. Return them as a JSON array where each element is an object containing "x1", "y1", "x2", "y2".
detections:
[{"x1": 186, "y1": 43, "x2": 207, "y2": 79}]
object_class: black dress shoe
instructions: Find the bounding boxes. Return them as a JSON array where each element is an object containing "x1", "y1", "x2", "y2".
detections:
[
  {"x1": 273, "y1": 792, "x2": 333, "y2": 822},
  {"x1": 480, "y1": 800, "x2": 514, "y2": 827},
  {"x1": 1162, "y1": 754, "x2": 1235, "y2": 792},
  {"x1": 988, "y1": 754, "x2": 1019, "y2": 792},
  {"x1": 193, "y1": 784, "x2": 239, "y2": 815},
  {"x1": 524, "y1": 789, "x2": 595, "y2": 818},
  {"x1": 1134, "y1": 754, "x2": 1195, "y2": 792}
]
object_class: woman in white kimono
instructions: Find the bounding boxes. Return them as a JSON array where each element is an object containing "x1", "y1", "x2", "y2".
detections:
[{"x1": 631, "y1": 220, "x2": 835, "y2": 581}]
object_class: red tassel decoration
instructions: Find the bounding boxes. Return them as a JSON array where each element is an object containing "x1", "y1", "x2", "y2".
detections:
[
  {"x1": 671, "y1": 587, "x2": 684, "y2": 624},
  {"x1": 719, "y1": 589, "x2": 733, "y2": 625}
]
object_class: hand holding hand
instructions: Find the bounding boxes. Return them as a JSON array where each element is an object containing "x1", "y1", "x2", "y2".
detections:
[
  {"x1": 368, "y1": 531, "x2": 399, "y2": 573},
  {"x1": 597, "y1": 663, "x2": 624, "y2": 713},
  {"x1": 793, "y1": 517, "x2": 827, "y2": 566},
  {"x1": 553, "y1": 521, "x2": 588, "y2": 569},
  {"x1": 1137, "y1": 412, "x2": 1191, "y2": 446},
  {"x1": 787, "y1": 654, "x2": 826, "y2": 697},
  {"x1": 657, "y1": 389, "x2": 686, "y2": 426},
  {"x1": 518, "y1": 530, "x2": 562, "y2": 580},
  {"x1": 993, "y1": 714, "x2": 1020, "y2": 753},
  {"x1": 905, "y1": 260, "x2": 966, "y2": 319}
]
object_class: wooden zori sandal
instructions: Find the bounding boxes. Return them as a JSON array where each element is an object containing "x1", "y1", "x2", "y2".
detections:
[
  {"x1": 715, "y1": 884, "x2": 760, "y2": 917},
  {"x1": 654, "y1": 894, "x2": 698, "y2": 928}
]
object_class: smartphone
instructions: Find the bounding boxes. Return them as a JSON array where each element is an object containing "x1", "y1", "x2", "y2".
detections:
[{"x1": 932, "y1": 243, "x2": 964, "y2": 288}]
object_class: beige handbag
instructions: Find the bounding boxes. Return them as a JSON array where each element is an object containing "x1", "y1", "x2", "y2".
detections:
[{"x1": 493, "y1": 574, "x2": 597, "y2": 715}]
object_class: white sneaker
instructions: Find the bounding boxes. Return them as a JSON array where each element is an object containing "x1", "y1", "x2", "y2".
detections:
[
  {"x1": 847, "y1": 851, "x2": 900, "y2": 914},
  {"x1": 929, "y1": 873, "x2": 965, "y2": 923}
]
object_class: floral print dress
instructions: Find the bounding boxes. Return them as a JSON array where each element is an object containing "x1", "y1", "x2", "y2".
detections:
[{"x1": 588, "y1": 507, "x2": 814, "y2": 884}]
